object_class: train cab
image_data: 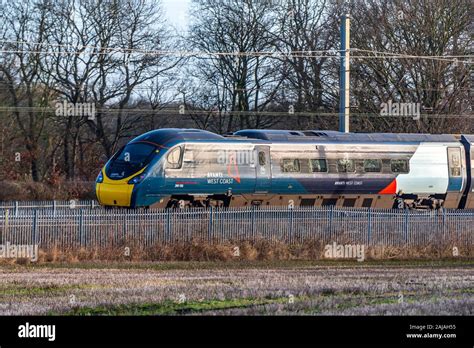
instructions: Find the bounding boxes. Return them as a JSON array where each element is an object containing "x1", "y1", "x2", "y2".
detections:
[{"x1": 95, "y1": 129, "x2": 224, "y2": 208}]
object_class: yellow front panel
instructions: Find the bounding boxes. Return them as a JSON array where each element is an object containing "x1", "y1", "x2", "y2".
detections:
[
  {"x1": 97, "y1": 182, "x2": 134, "y2": 206},
  {"x1": 96, "y1": 167, "x2": 146, "y2": 207}
]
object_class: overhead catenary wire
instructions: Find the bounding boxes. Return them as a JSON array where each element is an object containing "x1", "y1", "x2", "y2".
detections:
[
  {"x1": 0, "y1": 49, "x2": 470, "y2": 64},
  {"x1": 0, "y1": 39, "x2": 343, "y2": 58},
  {"x1": 352, "y1": 48, "x2": 472, "y2": 59},
  {"x1": 0, "y1": 40, "x2": 472, "y2": 63},
  {"x1": 0, "y1": 83, "x2": 471, "y2": 93},
  {"x1": 1, "y1": 39, "x2": 472, "y2": 58}
]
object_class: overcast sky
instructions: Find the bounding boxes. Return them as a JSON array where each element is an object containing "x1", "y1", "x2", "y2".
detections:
[{"x1": 162, "y1": 0, "x2": 190, "y2": 31}]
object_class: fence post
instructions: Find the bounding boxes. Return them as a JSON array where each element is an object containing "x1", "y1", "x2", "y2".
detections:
[
  {"x1": 208, "y1": 206, "x2": 213, "y2": 242},
  {"x1": 442, "y1": 208, "x2": 447, "y2": 239},
  {"x1": 14, "y1": 201, "x2": 19, "y2": 217},
  {"x1": 250, "y1": 205, "x2": 256, "y2": 237},
  {"x1": 367, "y1": 207, "x2": 371, "y2": 245},
  {"x1": 166, "y1": 209, "x2": 171, "y2": 243},
  {"x1": 32, "y1": 210, "x2": 38, "y2": 245},
  {"x1": 289, "y1": 206, "x2": 294, "y2": 243},
  {"x1": 328, "y1": 205, "x2": 334, "y2": 236},
  {"x1": 4, "y1": 209, "x2": 9, "y2": 241},
  {"x1": 404, "y1": 208, "x2": 409, "y2": 244},
  {"x1": 79, "y1": 209, "x2": 84, "y2": 247},
  {"x1": 53, "y1": 200, "x2": 57, "y2": 217}
]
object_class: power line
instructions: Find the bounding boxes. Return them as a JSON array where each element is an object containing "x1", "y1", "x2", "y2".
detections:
[
  {"x1": 0, "y1": 83, "x2": 471, "y2": 93},
  {"x1": 0, "y1": 40, "x2": 472, "y2": 63},
  {"x1": 2, "y1": 39, "x2": 472, "y2": 59},
  {"x1": 0, "y1": 49, "x2": 341, "y2": 59},
  {"x1": 354, "y1": 48, "x2": 472, "y2": 58},
  {"x1": 1, "y1": 39, "x2": 345, "y2": 54},
  {"x1": 0, "y1": 40, "x2": 342, "y2": 58},
  {"x1": 1, "y1": 48, "x2": 470, "y2": 64}
]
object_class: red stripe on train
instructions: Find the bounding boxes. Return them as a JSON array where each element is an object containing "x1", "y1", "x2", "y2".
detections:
[{"x1": 379, "y1": 179, "x2": 397, "y2": 194}]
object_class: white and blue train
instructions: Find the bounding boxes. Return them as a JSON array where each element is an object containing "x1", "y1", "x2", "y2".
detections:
[{"x1": 95, "y1": 129, "x2": 474, "y2": 209}]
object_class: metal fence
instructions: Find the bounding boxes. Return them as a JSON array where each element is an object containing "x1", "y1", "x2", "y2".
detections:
[
  {"x1": 0, "y1": 200, "x2": 98, "y2": 214},
  {"x1": 0, "y1": 206, "x2": 472, "y2": 249}
]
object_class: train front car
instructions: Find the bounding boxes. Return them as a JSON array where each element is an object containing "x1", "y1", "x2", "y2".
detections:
[
  {"x1": 95, "y1": 139, "x2": 161, "y2": 208},
  {"x1": 95, "y1": 128, "x2": 226, "y2": 208}
]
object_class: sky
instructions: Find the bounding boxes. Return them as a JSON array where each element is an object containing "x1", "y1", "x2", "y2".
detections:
[{"x1": 161, "y1": 0, "x2": 190, "y2": 31}]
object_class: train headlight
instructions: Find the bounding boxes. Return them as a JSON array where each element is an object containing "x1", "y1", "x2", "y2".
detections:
[
  {"x1": 96, "y1": 171, "x2": 104, "y2": 183},
  {"x1": 128, "y1": 173, "x2": 146, "y2": 185}
]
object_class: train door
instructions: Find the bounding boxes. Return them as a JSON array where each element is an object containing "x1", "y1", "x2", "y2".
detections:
[
  {"x1": 164, "y1": 145, "x2": 184, "y2": 190},
  {"x1": 459, "y1": 136, "x2": 473, "y2": 208},
  {"x1": 255, "y1": 145, "x2": 271, "y2": 192},
  {"x1": 447, "y1": 147, "x2": 463, "y2": 192}
]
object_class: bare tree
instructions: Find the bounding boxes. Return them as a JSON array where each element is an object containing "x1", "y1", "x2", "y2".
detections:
[
  {"x1": 188, "y1": 0, "x2": 285, "y2": 133},
  {"x1": 0, "y1": 0, "x2": 55, "y2": 181},
  {"x1": 40, "y1": 0, "x2": 181, "y2": 179},
  {"x1": 273, "y1": 0, "x2": 340, "y2": 128},
  {"x1": 348, "y1": 0, "x2": 472, "y2": 133}
]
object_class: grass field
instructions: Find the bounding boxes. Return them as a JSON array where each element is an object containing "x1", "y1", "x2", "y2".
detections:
[{"x1": 0, "y1": 260, "x2": 472, "y2": 315}]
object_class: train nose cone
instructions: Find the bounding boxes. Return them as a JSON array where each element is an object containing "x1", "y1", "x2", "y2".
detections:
[
  {"x1": 95, "y1": 166, "x2": 149, "y2": 208},
  {"x1": 96, "y1": 182, "x2": 134, "y2": 207}
]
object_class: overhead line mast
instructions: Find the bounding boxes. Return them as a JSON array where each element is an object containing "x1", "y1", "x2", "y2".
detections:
[{"x1": 339, "y1": 14, "x2": 350, "y2": 133}]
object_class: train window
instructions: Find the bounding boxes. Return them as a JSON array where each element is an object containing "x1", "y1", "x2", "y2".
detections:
[
  {"x1": 115, "y1": 143, "x2": 155, "y2": 165},
  {"x1": 281, "y1": 159, "x2": 300, "y2": 173},
  {"x1": 310, "y1": 159, "x2": 328, "y2": 173},
  {"x1": 258, "y1": 151, "x2": 266, "y2": 166},
  {"x1": 363, "y1": 159, "x2": 382, "y2": 173},
  {"x1": 106, "y1": 143, "x2": 156, "y2": 180},
  {"x1": 322, "y1": 198, "x2": 338, "y2": 206},
  {"x1": 337, "y1": 159, "x2": 355, "y2": 173},
  {"x1": 362, "y1": 198, "x2": 373, "y2": 208},
  {"x1": 300, "y1": 198, "x2": 316, "y2": 207},
  {"x1": 391, "y1": 159, "x2": 409, "y2": 173},
  {"x1": 448, "y1": 148, "x2": 462, "y2": 177},
  {"x1": 167, "y1": 146, "x2": 182, "y2": 169},
  {"x1": 343, "y1": 198, "x2": 356, "y2": 207}
]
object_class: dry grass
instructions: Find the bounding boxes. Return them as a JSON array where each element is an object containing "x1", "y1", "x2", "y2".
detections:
[
  {"x1": 0, "y1": 238, "x2": 471, "y2": 264},
  {"x1": 0, "y1": 180, "x2": 95, "y2": 201},
  {"x1": 0, "y1": 262, "x2": 472, "y2": 315}
]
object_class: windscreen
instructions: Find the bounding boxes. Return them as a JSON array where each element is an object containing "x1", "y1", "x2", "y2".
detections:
[{"x1": 106, "y1": 143, "x2": 156, "y2": 180}]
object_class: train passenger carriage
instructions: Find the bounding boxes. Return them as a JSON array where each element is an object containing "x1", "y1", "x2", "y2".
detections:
[{"x1": 95, "y1": 128, "x2": 474, "y2": 210}]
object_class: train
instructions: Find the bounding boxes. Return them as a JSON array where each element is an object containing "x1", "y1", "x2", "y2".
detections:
[{"x1": 95, "y1": 128, "x2": 474, "y2": 209}]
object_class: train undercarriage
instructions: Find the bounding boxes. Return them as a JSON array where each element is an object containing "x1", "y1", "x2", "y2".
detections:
[{"x1": 151, "y1": 192, "x2": 463, "y2": 210}]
